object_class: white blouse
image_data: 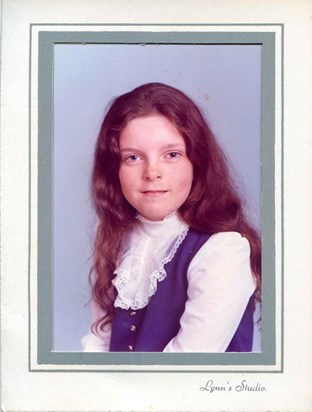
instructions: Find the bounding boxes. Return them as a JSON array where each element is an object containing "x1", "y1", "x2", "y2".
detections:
[{"x1": 81, "y1": 213, "x2": 256, "y2": 352}]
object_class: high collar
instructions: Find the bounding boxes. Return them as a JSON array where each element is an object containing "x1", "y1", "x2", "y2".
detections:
[{"x1": 135, "y1": 213, "x2": 187, "y2": 238}]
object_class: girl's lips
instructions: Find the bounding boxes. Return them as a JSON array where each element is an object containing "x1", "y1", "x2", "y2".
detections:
[{"x1": 142, "y1": 190, "x2": 168, "y2": 197}]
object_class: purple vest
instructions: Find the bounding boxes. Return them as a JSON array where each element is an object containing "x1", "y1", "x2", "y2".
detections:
[{"x1": 109, "y1": 229, "x2": 254, "y2": 352}]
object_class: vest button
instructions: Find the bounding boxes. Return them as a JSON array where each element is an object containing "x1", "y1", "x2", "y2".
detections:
[
  {"x1": 130, "y1": 324, "x2": 136, "y2": 332},
  {"x1": 130, "y1": 311, "x2": 137, "y2": 317},
  {"x1": 128, "y1": 345, "x2": 134, "y2": 351}
]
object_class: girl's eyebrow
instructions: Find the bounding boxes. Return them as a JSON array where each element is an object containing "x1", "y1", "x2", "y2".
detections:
[{"x1": 120, "y1": 143, "x2": 186, "y2": 152}]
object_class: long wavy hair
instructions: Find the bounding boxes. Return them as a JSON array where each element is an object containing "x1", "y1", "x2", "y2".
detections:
[{"x1": 91, "y1": 82, "x2": 261, "y2": 334}]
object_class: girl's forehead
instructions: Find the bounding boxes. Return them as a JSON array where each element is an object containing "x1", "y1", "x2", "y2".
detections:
[{"x1": 119, "y1": 115, "x2": 185, "y2": 148}]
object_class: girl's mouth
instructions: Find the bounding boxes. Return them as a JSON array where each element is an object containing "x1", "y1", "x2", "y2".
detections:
[{"x1": 142, "y1": 190, "x2": 168, "y2": 197}]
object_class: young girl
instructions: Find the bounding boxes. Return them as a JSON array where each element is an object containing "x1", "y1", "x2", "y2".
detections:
[{"x1": 81, "y1": 82, "x2": 261, "y2": 352}]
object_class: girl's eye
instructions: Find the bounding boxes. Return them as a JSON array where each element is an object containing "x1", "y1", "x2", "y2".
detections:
[
  {"x1": 124, "y1": 154, "x2": 141, "y2": 163},
  {"x1": 166, "y1": 151, "x2": 181, "y2": 159}
]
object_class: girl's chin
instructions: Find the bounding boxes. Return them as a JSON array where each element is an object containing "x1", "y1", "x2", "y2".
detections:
[{"x1": 138, "y1": 210, "x2": 176, "y2": 222}]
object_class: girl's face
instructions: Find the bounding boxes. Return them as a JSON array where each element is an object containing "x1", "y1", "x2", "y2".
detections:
[{"x1": 118, "y1": 115, "x2": 193, "y2": 221}]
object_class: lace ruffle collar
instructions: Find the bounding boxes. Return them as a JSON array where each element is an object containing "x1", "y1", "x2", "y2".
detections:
[{"x1": 112, "y1": 213, "x2": 189, "y2": 310}]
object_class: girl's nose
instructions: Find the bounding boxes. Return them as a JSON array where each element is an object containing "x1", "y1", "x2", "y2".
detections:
[{"x1": 144, "y1": 161, "x2": 162, "y2": 181}]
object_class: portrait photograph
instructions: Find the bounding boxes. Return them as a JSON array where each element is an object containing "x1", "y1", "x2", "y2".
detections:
[{"x1": 36, "y1": 30, "x2": 270, "y2": 365}]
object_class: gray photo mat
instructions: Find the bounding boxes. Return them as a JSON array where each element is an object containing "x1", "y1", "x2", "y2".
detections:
[{"x1": 33, "y1": 28, "x2": 279, "y2": 371}]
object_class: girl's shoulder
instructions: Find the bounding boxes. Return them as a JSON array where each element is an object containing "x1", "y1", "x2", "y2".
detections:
[
  {"x1": 206, "y1": 231, "x2": 249, "y2": 247},
  {"x1": 189, "y1": 229, "x2": 250, "y2": 250},
  {"x1": 188, "y1": 231, "x2": 251, "y2": 272},
  {"x1": 187, "y1": 230, "x2": 256, "y2": 296}
]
